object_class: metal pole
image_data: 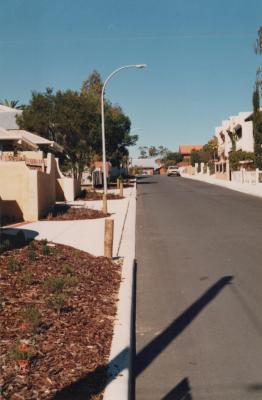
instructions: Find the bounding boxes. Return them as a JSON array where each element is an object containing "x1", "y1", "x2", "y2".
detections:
[{"x1": 100, "y1": 64, "x2": 147, "y2": 197}]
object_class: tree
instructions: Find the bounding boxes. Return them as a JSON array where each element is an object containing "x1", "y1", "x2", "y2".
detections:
[
  {"x1": 162, "y1": 151, "x2": 183, "y2": 166},
  {"x1": 138, "y1": 146, "x2": 148, "y2": 158},
  {"x1": 81, "y1": 70, "x2": 103, "y2": 97},
  {"x1": 157, "y1": 145, "x2": 169, "y2": 158},
  {"x1": 148, "y1": 146, "x2": 158, "y2": 157},
  {"x1": 203, "y1": 137, "x2": 218, "y2": 160}
]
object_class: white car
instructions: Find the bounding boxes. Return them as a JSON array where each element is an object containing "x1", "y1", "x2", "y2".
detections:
[{"x1": 167, "y1": 166, "x2": 180, "y2": 177}]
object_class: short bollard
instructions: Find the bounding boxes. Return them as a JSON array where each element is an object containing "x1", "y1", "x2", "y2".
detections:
[
  {"x1": 117, "y1": 178, "x2": 120, "y2": 189},
  {"x1": 102, "y1": 193, "x2": 108, "y2": 215},
  {"x1": 119, "y1": 181, "x2": 123, "y2": 197},
  {"x1": 104, "y1": 219, "x2": 114, "y2": 258}
]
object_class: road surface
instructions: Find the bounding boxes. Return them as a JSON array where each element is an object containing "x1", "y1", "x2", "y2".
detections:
[{"x1": 135, "y1": 175, "x2": 262, "y2": 400}]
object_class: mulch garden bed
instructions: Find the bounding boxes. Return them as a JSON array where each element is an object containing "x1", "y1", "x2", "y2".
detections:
[
  {"x1": 77, "y1": 190, "x2": 123, "y2": 201},
  {"x1": 0, "y1": 234, "x2": 121, "y2": 400},
  {"x1": 41, "y1": 204, "x2": 107, "y2": 221}
]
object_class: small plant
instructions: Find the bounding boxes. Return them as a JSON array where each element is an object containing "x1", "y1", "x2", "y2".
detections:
[
  {"x1": 0, "y1": 239, "x2": 10, "y2": 254},
  {"x1": 47, "y1": 294, "x2": 67, "y2": 312},
  {"x1": 7, "y1": 257, "x2": 21, "y2": 272},
  {"x1": 63, "y1": 264, "x2": 75, "y2": 275},
  {"x1": 42, "y1": 244, "x2": 51, "y2": 256},
  {"x1": 44, "y1": 276, "x2": 66, "y2": 293},
  {"x1": 11, "y1": 342, "x2": 34, "y2": 361},
  {"x1": 28, "y1": 248, "x2": 36, "y2": 261},
  {"x1": 28, "y1": 241, "x2": 36, "y2": 250},
  {"x1": 21, "y1": 305, "x2": 41, "y2": 330},
  {"x1": 22, "y1": 272, "x2": 35, "y2": 285}
]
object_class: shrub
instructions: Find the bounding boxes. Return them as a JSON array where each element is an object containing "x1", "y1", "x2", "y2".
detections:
[
  {"x1": 7, "y1": 257, "x2": 21, "y2": 272},
  {"x1": 21, "y1": 305, "x2": 41, "y2": 330},
  {"x1": 47, "y1": 294, "x2": 67, "y2": 312},
  {"x1": 63, "y1": 264, "x2": 75, "y2": 275},
  {"x1": 28, "y1": 248, "x2": 36, "y2": 261},
  {"x1": 65, "y1": 275, "x2": 79, "y2": 287},
  {"x1": 44, "y1": 276, "x2": 66, "y2": 293},
  {"x1": 41, "y1": 239, "x2": 52, "y2": 256}
]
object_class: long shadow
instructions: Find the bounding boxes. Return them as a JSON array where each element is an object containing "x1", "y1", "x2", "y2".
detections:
[
  {"x1": 136, "y1": 181, "x2": 158, "y2": 185},
  {"x1": 135, "y1": 275, "x2": 233, "y2": 377},
  {"x1": 161, "y1": 378, "x2": 192, "y2": 400},
  {"x1": 51, "y1": 276, "x2": 233, "y2": 399}
]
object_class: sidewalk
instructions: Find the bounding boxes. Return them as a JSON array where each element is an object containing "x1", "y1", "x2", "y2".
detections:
[
  {"x1": 182, "y1": 172, "x2": 262, "y2": 199},
  {"x1": 4, "y1": 187, "x2": 135, "y2": 257}
]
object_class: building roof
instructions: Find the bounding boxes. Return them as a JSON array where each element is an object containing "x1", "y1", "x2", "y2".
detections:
[
  {"x1": 0, "y1": 127, "x2": 63, "y2": 152},
  {"x1": 179, "y1": 144, "x2": 204, "y2": 155},
  {"x1": 129, "y1": 158, "x2": 159, "y2": 169},
  {"x1": 0, "y1": 106, "x2": 22, "y2": 129}
]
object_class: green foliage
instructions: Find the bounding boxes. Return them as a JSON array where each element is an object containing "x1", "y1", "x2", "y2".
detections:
[
  {"x1": 162, "y1": 152, "x2": 183, "y2": 166},
  {"x1": 47, "y1": 293, "x2": 67, "y2": 312},
  {"x1": 27, "y1": 248, "x2": 36, "y2": 261},
  {"x1": 11, "y1": 343, "x2": 34, "y2": 361},
  {"x1": 229, "y1": 151, "x2": 255, "y2": 171},
  {"x1": 7, "y1": 257, "x2": 21, "y2": 272},
  {"x1": 63, "y1": 264, "x2": 75, "y2": 275},
  {"x1": 17, "y1": 72, "x2": 137, "y2": 175},
  {"x1": 203, "y1": 137, "x2": 218, "y2": 160},
  {"x1": 41, "y1": 239, "x2": 52, "y2": 256},
  {"x1": 0, "y1": 99, "x2": 25, "y2": 110},
  {"x1": 21, "y1": 305, "x2": 41, "y2": 330},
  {"x1": 44, "y1": 276, "x2": 66, "y2": 293}
]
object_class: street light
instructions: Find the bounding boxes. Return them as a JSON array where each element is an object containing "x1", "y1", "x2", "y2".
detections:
[{"x1": 101, "y1": 64, "x2": 147, "y2": 210}]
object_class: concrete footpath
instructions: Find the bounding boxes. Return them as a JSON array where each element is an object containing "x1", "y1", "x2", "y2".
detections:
[
  {"x1": 182, "y1": 172, "x2": 262, "y2": 199},
  {"x1": 5, "y1": 187, "x2": 134, "y2": 257}
]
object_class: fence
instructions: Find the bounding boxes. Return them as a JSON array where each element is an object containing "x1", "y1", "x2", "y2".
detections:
[{"x1": 231, "y1": 169, "x2": 259, "y2": 185}]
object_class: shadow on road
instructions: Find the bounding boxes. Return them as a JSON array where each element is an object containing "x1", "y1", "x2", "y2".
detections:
[
  {"x1": 51, "y1": 276, "x2": 233, "y2": 399},
  {"x1": 135, "y1": 275, "x2": 233, "y2": 377},
  {"x1": 161, "y1": 378, "x2": 192, "y2": 400}
]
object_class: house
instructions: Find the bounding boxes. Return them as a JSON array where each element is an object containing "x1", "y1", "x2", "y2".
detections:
[
  {"x1": 179, "y1": 144, "x2": 204, "y2": 164},
  {"x1": 0, "y1": 107, "x2": 79, "y2": 223},
  {"x1": 0, "y1": 104, "x2": 22, "y2": 129},
  {"x1": 215, "y1": 111, "x2": 255, "y2": 179},
  {"x1": 129, "y1": 157, "x2": 160, "y2": 175},
  {"x1": 0, "y1": 128, "x2": 63, "y2": 161}
]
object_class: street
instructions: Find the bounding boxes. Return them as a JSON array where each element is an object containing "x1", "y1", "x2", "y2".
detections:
[{"x1": 135, "y1": 175, "x2": 262, "y2": 400}]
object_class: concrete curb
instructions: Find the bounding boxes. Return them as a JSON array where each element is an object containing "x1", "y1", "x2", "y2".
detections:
[{"x1": 103, "y1": 187, "x2": 136, "y2": 400}]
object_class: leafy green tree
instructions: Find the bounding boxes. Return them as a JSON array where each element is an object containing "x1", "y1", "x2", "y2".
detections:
[
  {"x1": 229, "y1": 151, "x2": 255, "y2": 171},
  {"x1": 138, "y1": 146, "x2": 148, "y2": 158},
  {"x1": 17, "y1": 79, "x2": 137, "y2": 177},
  {"x1": 148, "y1": 146, "x2": 158, "y2": 157},
  {"x1": 203, "y1": 137, "x2": 218, "y2": 160},
  {"x1": 81, "y1": 70, "x2": 103, "y2": 97},
  {"x1": 157, "y1": 145, "x2": 169, "y2": 158},
  {"x1": 162, "y1": 151, "x2": 183, "y2": 166}
]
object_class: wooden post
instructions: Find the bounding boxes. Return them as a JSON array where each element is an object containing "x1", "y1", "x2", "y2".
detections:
[
  {"x1": 117, "y1": 178, "x2": 120, "y2": 189},
  {"x1": 104, "y1": 219, "x2": 114, "y2": 258},
  {"x1": 102, "y1": 193, "x2": 108, "y2": 215},
  {"x1": 119, "y1": 181, "x2": 123, "y2": 197}
]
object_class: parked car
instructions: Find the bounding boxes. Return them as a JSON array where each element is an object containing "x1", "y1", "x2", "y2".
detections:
[{"x1": 167, "y1": 166, "x2": 180, "y2": 177}]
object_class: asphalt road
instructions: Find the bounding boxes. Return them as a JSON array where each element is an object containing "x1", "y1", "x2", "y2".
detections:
[{"x1": 135, "y1": 175, "x2": 262, "y2": 400}]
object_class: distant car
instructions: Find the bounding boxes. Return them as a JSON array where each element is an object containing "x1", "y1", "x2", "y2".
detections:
[{"x1": 167, "y1": 166, "x2": 180, "y2": 177}]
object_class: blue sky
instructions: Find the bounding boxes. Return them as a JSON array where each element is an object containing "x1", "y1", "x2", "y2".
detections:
[{"x1": 0, "y1": 0, "x2": 261, "y2": 156}]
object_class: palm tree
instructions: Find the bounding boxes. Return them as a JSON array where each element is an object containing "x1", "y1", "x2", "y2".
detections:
[{"x1": 0, "y1": 99, "x2": 25, "y2": 110}]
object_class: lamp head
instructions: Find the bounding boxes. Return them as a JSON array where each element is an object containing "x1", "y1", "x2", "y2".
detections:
[{"x1": 135, "y1": 64, "x2": 147, "y2": 69}]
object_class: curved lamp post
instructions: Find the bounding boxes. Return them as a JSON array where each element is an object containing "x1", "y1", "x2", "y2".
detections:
[{"x1": 101, "y1": 64, "x2": 147, "y2": 203}]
